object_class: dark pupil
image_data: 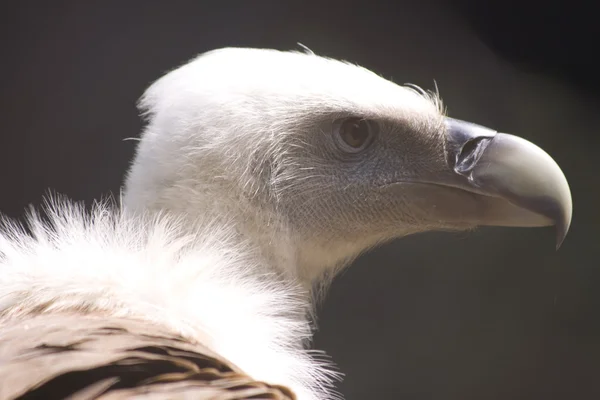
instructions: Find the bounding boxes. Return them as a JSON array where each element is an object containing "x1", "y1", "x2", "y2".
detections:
[{"x1": 341, "y1": 119, "x2": 369, "y2": 148}]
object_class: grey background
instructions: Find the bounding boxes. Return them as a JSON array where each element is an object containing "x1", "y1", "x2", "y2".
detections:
[{"x1": 1, "y1": 1, "x2": 598, "y2": 399}]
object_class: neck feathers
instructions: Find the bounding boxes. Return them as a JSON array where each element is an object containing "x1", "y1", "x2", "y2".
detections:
[{"x1": 0, "y1": 197, "x2": 339, "y2": 399}]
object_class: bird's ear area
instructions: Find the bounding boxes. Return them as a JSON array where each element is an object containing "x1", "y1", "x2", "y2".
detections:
[{"x1": 243, "y1": 146, "x2": 279, "y2": 200}]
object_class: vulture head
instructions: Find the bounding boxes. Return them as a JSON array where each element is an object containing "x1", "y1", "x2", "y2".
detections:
[
  {"x1": 124, "y1": 47, "x2": 571, "y2": 288},
  {"x1": 0, "y1": 47, "x2": 572, "y2": 400}
]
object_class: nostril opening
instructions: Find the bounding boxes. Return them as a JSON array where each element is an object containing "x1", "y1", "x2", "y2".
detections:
[
  {"x1": 455, "y1": 137, "x2": 492, "y2": 175},
  {"x1": 459, "y1": 138, "x2": 480, "y2": 162}
]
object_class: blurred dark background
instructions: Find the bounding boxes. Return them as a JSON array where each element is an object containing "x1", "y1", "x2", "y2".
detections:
[{"x1": 1, "y1": 1, "x2": 598, "y2": 399}]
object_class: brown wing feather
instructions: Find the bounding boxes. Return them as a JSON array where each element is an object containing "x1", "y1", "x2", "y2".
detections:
[{"x1": 0, "y1": 314, "x2": 295, "y2": 400}]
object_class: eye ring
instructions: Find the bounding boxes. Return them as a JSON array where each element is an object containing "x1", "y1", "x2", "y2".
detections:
[{"x1": 334, "y1": 117, "x2": 376, "y2": 153}]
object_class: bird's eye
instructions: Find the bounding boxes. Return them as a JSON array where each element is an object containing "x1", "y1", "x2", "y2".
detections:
[{"x1": 334, "y1": 117, "x2": 375, "y2": 153}]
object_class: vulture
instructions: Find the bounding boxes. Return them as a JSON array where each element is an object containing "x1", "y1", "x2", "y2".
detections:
[{"x1": 0, "y1": 48, "x2": 572, "y2": 400}]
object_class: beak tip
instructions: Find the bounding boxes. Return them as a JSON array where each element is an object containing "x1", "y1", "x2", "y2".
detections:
[
  {"x1": 555, "y1": 214, "x2": 572, "y2": 250},
  {"x1": 556, "y1": 231, "x2": 566, "y2": 250}
]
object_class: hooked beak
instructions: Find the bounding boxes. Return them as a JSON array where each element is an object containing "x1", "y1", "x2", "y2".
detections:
[{"x1": 441, "y1": 118, "x2": 572, "y2": 248}]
